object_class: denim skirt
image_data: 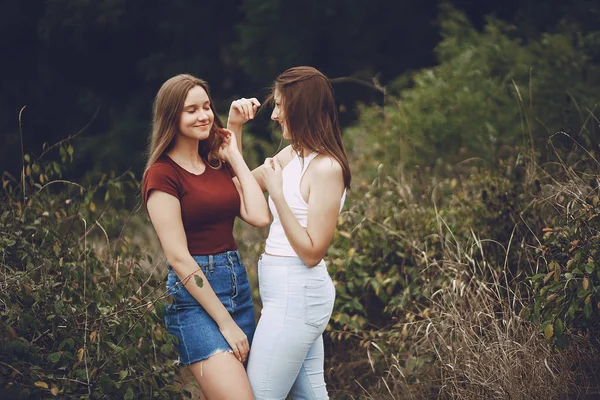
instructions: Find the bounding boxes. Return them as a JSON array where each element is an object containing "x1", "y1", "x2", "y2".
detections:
[{"x1": 164, "y1": 250, "x2": 255, "y2": 365}]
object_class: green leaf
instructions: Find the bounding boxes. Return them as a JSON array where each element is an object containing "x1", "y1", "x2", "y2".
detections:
[
  {"x1": 58, "y1": 338, "x2": 74, "y2": 351},
  {"x1": 544, "y1": 324, "x2": 554, "y2": 340},
  {"x1": 530, "y1": 273, "x2": 546, "y2": 282},
  {"x1": 74, "y1": 368, "x2": 87, "y2": 381},
  {"x1": 554, "y1": 319, "x2": 564, "y2": 337},
  {"x1": 584, "y1": 302, "x2": 593, "y2": 319},
  {"x1": 585, "y1": 263, "x2": 595, "y2": 274},
  {"x1": 568, "y1": 301, "x2": 577, "y2": 317},
  {"x1": 155, "y1": 302, "x2": 166, "y2": 319},
  {"x1": 119, "y1": 370, "x2": 128, "y2": 381},
  {"x1": 123, "y1": 386, "x2": 135, "y2": 400},
  {"x1": 555, "y1": 334, "x2": 569, "y2": 349},
  {"x1": 54, "y1": 299, "x2": 64, "y2": 314},
  {"x1": 47, "y1": 352, "x2": 62, "y2": 364},
  {"x1": 107, "y1": 342, "x2": 123, "y2": 353},
  {"x1": 519, "y1": 307, "x2": 531, "y2": 320},
  {"x1": 99, "y1": 375, "x2": 115, "y2": 394},
  {"x1": 194, "y1": 275, "x2": 203, "y2": 288}
]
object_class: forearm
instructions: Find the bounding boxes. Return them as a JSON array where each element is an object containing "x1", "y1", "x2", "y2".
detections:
[
  {"x1": 270, "y1": 193, "x2": 324, "y2": 267},
  {"x1": 168, "y1": 255, "x2": 232, "y2": 326},
  {"x1": 227, "y1": 123, "x2": 243, "y2": 153},
  {"x1": 228, "y1": 152, "x2": 270, "y2": 224}
]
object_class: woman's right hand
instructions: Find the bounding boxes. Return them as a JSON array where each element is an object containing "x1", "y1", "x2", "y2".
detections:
[
  {"x1": 228, "y1": 97, "x2": 261, "y2": 127},
  {"x1": 217, "y1": 128, "x2": 240, "y2": 163},
  {"x1": 219, "y1": 319, "x2": 250, "y2": 363},
  {"x1": 259, "y1": 157, "x2": 284, "y2": 197}
]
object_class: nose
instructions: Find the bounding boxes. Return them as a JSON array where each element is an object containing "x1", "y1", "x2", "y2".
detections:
[
  {"x1": 198, "y1": 110, "x2": 210, "y2": 122},
  {"x1": 271, "y1": 108, "x2": 279, "y2": 121}
]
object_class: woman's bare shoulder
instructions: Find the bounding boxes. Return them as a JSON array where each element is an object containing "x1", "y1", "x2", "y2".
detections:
[
  {"x1": 311, "y1": 154, "x2": 343, "y2": 174},
  {"x1": 274, "y1": 145, "x2": 295, "y2": 167}
]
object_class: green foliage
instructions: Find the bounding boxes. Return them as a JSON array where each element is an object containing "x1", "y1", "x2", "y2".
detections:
[
  {"x1": 529, "y1": 170, "x2": 600, "y2": 348},
  {"x1": 349, "y1": 6, "x2": 600, "y2": 173},
  {"x1": 324, "y1": 8, "x2": 600, "y2": 394},
  {"x1": 0, "y1": 144, "x2": 181, "y2": 398},
  {"x1": 327, "y1": 159, "x2": 538, "y2": 337}
]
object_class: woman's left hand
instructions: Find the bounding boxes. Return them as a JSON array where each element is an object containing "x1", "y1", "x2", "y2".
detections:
[
  {"x1": 217, "y1": 129, "x2": 240, "y2": 163},
  {"x1": 228, "y1": 97, "x2": 261, "y2": 127},
  {"x1": 259, "y1": 157, "x2": 283, "y2": 197}
]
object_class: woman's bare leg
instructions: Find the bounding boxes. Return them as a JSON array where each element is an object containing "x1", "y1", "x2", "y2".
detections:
[{"x1": 188, "y1": 351, "x2": 254, "y2": 400}]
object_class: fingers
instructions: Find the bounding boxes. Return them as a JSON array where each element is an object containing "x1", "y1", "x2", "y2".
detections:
[
  {"x1": 232, "y1": 98, "x2": 261, "y2": 120},
  {"x1": 231, "y1": 342, "x2": 243, "y2": 363},
  {"x1": 233, "y1": 336, "x2": 249, "y2": 363},
  {"x1": 217, "y1": 128, "x2": 230, "y2": 139},
  {"x1": 240, "y1": 336, "x2": 249, "y2": 362},
  {"x1": 218, "y1": 129, "x2": 232, "y2": 146}
]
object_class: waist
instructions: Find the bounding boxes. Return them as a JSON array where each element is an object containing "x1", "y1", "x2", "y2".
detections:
[
  {"x1": 264, "y1": 223, "x2": 299, "y2": 257},
  {"x1": 168, "y1": 249, "x2": 243, "y2": 270},
  {"x1": 259, "y1": 253, "x2": 325, "y2": 268}
]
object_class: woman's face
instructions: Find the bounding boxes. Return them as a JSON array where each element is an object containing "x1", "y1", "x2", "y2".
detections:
[
  {"x1": 271, "y1": 89, "x2": 291, "y2": 139},
  {"x1": 178, "y1": 85, "x2": 214, "y2": 141}
]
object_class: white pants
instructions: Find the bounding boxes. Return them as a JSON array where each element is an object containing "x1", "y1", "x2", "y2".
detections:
[{"x1": 247, "y1": 254, "x2": 336, "y2": 400}]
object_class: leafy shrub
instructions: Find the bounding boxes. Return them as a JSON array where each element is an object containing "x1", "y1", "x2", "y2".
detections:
[
  {"x1": 528, "y1": 148, "x2": 600, "y2": 348},
  {"x1": 323, "y1": 158, "x2": 544, "y2": 393},
  {"x1": 0, "y1": 144, "x2": 182, "y2": 399},
  {"x1": 346, "y1": 6, "x2": 600, "y2": 174},
  {"x1": 365, "y1": 255, "x2": 599, "y2": 400},
  {"x1": 327, "y1": 157, "x2": 538, "y2": 331},
  {"x1": 324, "y1": 151, "x2": 600, "y2": 397}
]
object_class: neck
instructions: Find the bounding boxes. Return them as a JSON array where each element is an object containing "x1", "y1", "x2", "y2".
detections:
[
  {"x1": 299, "y1": 148, "x2": 313, "y2": 158},
  {"x1": 167, "y1": 135, "x2": 203, "y2": 165}
]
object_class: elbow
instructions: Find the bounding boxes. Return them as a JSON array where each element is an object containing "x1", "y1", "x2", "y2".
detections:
[
  {"x1": 256, "y1": 213, "x2": 272, "y2": 227},
  {"x1": 164, "y1": 252, "x2": 189, "y2": 270},
  {"x1": 299, "y1": 244, "x2": 327, "y2": 268},
  {"x1": 247, "y1": 212, "x2": 271, "y2": 227},
  {"x1": 301, "y1": 254, "x2": 325, "y2": 268}
]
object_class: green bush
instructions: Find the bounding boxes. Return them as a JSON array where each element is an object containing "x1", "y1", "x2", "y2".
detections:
[
  {"x1": 346, "y1": 6, "x2": 600, "y2": 175},
  {"x1": 528, "y1": 152, "x2": 600, "y2": 348},
  {"x1": 324, "y1": 8, "x2": 600, "y2": 392},
  {"x1": 324, "y1": 146, "x2": 600, "y2": 396},
  {"x1": 328, "y1": 157, "x2": 537, "y2": 331},
  {"x1": 0, "y1": 145, "x2": 182, "y2": 399},
  {"x1": 323, "y1": 157, "x2": 545, "y2": 392}
]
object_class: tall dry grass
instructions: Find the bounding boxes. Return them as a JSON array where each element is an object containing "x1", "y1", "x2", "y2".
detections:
[{"x1": 359, "y1": 226, "x2": 600, "y2": 400}]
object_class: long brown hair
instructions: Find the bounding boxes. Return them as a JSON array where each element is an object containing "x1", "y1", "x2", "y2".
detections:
[
  {"x1": 269, "y1": 66, "x2": 351, "y2": 189},
  {"x1": 144, "y1": 74, "x2": 224, "y2": 178}
]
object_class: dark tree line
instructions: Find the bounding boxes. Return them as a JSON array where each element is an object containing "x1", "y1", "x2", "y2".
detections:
[{"x1": 0, "y1": 0, "x2": 596, "y2": 177}]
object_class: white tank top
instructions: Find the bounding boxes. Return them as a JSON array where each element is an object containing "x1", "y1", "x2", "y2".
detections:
[{"x1": 264, "y1": 152, "x2": 347, "y2": 257}]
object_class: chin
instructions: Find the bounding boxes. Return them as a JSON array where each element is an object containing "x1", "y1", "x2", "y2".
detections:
[{"x1": 196, "y1": 129, "x2": 212, "y2": 139}]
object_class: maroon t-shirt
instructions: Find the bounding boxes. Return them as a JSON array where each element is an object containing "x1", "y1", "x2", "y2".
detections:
[{"x1": 142, "y1": 155, "x2": 240, "y2": 255}]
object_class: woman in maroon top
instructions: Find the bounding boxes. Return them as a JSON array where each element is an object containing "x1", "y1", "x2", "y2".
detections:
[{"x1": 142, "y1": 74, "x2": 267, "y2": 400}]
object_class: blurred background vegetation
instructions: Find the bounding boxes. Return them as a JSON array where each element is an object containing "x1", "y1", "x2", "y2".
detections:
[
  {"x1": 2, "y1": 0, "x2": 600, "y2": 398},
  {"x1": 1, "y1": 0, "x2": 597, "y2": 180}
]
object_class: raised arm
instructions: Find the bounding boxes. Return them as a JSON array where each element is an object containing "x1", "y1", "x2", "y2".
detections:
[
  {"x1": 227, "y1": 97, "x2": 260, "y2": 153},
  {"x1": 218, "y1": 130, "x2": 270, "y2": 227},
  {"x1": 261, "y1": 156, "x2": 345, "y2": 267},
  {"x1": 146, "y1": 190, "x2": 250, "y2": 362}
]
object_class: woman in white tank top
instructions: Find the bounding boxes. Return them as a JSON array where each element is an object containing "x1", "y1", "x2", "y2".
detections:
[{"x1": 228, "y1": 66, "x2": 352, "y2": 400}]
